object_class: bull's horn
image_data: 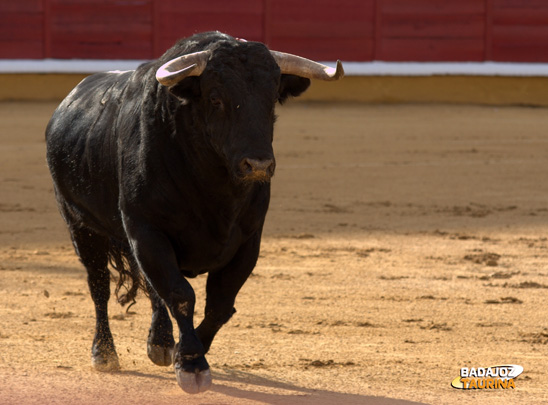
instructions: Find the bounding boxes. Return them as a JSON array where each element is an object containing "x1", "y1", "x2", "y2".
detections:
[
  {"x1": 156, "y1": 50, "x2": 212, "y2": 86},
  {"x1": 270, "y1": 51, "x2": 344, "y2": 81}
]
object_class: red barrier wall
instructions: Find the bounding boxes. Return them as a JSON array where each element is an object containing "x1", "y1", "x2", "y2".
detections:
[{"x1": 2, "y1": 0, "x2": 548, "y2": 62}]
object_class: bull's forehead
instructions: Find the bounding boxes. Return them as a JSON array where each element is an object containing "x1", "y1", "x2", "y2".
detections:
[{"x1": 203, "y1": 42, "x2": 281, "y2": 90}]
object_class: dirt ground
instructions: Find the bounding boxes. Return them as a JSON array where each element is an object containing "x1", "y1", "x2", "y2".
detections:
[{"x1": 1, "y1": 100, "x2": 547, "y2": 405}]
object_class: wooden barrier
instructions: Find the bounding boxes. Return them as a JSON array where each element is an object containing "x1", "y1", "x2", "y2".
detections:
[{"x1": 2, "y1": 0, "x2": 548, "y2": 62}]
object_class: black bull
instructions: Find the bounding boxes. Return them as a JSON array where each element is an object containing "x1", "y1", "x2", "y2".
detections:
[{"x1": 45, "y1": 31, "x2": 343, "y2": 394}]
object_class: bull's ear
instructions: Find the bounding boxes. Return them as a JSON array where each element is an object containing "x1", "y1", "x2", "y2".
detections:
[
  {"x1": 278, "y1": 75, "x2": 310, "y2": 104},
  {"x1": 167, "y1": 77, "x2": 201, "y2": 103}
]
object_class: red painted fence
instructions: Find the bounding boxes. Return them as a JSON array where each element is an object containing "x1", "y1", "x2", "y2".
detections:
[{"x1": 2, "y1": 0, "x2": 548, "y2": 62}]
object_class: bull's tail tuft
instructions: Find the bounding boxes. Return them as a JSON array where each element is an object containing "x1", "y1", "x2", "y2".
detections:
[{"x1": 107, "y1": 240, "x2": 147, "y2": 308}]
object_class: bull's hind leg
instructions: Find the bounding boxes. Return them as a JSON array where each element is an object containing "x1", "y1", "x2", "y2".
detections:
[
  {"x1": 70, "y1": 227, "x2": 120, "y2": 371},
  {"x1": 145, "y1": 283, "x2": 176, "y2": 366}
]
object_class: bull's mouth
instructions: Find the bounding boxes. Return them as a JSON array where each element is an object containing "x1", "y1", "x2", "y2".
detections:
[
  {"x1": 241, "y1": 170, "x2": 274, "y2": 183},
  {"x1": 238, "y1": 158, "x2": 276, "y2": 183}
]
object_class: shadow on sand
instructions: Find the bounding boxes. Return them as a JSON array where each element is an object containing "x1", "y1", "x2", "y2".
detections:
[{"x1": 210, "y1": 369, "x2": 428, "y2": 405}]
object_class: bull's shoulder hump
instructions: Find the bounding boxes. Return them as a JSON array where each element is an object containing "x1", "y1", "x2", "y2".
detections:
[
  {"x1": 47, "y1": 70, "x2": 136, "y2": 140},
  {"x1": 55, "y1": 70, "x2": 134, "y2": 114},
  {"x1": 75, "y1": 70, "x2": 134, "y2": 96},
  {"x1": 107, "y1": 69, "x2": 134, "y2": 74}
]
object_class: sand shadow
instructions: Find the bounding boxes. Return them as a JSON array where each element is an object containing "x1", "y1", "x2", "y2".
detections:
[
  {"x1": 211, "y1": 369, "x2": 428, "y2": 405},
  {"x1": 117, "y1": 369, "x2": 173, "y2": 382}
]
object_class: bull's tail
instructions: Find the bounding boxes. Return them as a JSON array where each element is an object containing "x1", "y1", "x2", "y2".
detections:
[{"x1": 107, "y1": 240, "x2": 146, "y2": 308}]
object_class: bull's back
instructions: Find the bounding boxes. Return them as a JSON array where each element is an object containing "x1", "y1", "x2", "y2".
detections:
[{"x1": 46, "y1": 71, "x2": 133, "y2": 235}]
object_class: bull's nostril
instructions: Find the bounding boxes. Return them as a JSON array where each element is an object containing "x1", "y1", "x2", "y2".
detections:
[
  {"x1": 240, "y1": 158, "x2": 275, "y2": 179},
  {"x1": 240, "y1": 159, "x2": 254, "y2": 174}
]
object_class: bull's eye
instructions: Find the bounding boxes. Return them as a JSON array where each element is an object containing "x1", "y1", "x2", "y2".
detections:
[{"x1": 210, "y1": 96, "x2": 223, "y2": 109}]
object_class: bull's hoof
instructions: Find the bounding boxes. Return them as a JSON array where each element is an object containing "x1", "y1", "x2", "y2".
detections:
[
  {"x1": 91, "y1": 352, "x2": 120, "y2": 372},
  {"x1": 175, "y1": 367, "x2": 212, "y2": 394},
  {"x1": 147, "y1": 343, "x2": 174, "y2": 366}
]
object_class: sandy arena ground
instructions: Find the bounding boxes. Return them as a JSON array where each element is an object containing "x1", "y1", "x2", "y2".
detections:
[{"x1": 1, "y1": 100, "x2": 547, "y2": 404}]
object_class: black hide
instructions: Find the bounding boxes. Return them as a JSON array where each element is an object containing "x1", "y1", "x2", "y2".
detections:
[{"x1": 45, "y1": 31, "x2": 310, "y2": 393}]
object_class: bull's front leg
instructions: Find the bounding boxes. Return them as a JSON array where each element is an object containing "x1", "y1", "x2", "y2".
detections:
[
  {"x1": 196, "y1": 233, "x2": 261, "y2": 354},
  {"x1": 123, "y1": 221, "x2": 211, "y2": 394},
  {"x1": 166, "y1": 278, "x2": 211, "y2": 394}
]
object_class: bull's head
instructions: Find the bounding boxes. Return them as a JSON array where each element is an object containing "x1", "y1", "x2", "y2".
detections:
[{"x1": 155, "y1": 39, "x2": 344, "y2": 184}]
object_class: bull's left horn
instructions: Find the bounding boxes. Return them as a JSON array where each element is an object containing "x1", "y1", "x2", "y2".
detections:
[
  {"x1": 156, "y1": 50, "x2": 212, "y2": 86},
  {"x1": 270, "y1": 51, "x2": 344, "y2": 81}
]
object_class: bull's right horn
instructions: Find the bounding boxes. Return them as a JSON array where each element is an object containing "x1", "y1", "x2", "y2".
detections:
[
  {"x1": 270, "y1": 51, "x2": 344, "y2": 81},
  {"x1": 156, "y1": 50, "x2": 212, "y2": 87}
]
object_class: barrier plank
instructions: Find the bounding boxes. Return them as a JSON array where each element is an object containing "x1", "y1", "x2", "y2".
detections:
[
  {"x1": 0, "y1": 5, "x2": 44, "y2": 58},
  {"x1": 1, "y1": 0, "x2": 548, "y2": 63},
  {"x1": 380, "y1": 13, "x2": 485, "y2": 38},
  {"x1": 49, "y1": 0, "x2": 153, "y2": 59},
  {"x1": 379, "y1": 0, "x2": 484, "y2": 14},
  {"x1": 378, "y1": 38, "x2": 484, "y2": 62},
  {"x1": 154, "y1": 0, "x2": 264, "y2": 56},
  {"x1": 156, "y1": 12, "x2": 264, "y2": 55},
  {"x1": 492, "y1": 0, "x2": 548, "y2": 61},
  {"x1": 0, "y1": 1, "x2": 43, "y2": 13},
  {"x1": 492, "y1": 26, "x2": 548, "y2": 62},
  {"x1": 377, "y1": 0, "x2": 485, "y2": 61},
  {"x1": 267, "y1": 0, "x2": 374, "y2": 61}
]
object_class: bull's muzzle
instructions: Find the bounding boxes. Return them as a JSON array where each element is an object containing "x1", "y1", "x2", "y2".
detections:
[{"x1": 239, "y1": 158, "x2": 276, "y2": 182}]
